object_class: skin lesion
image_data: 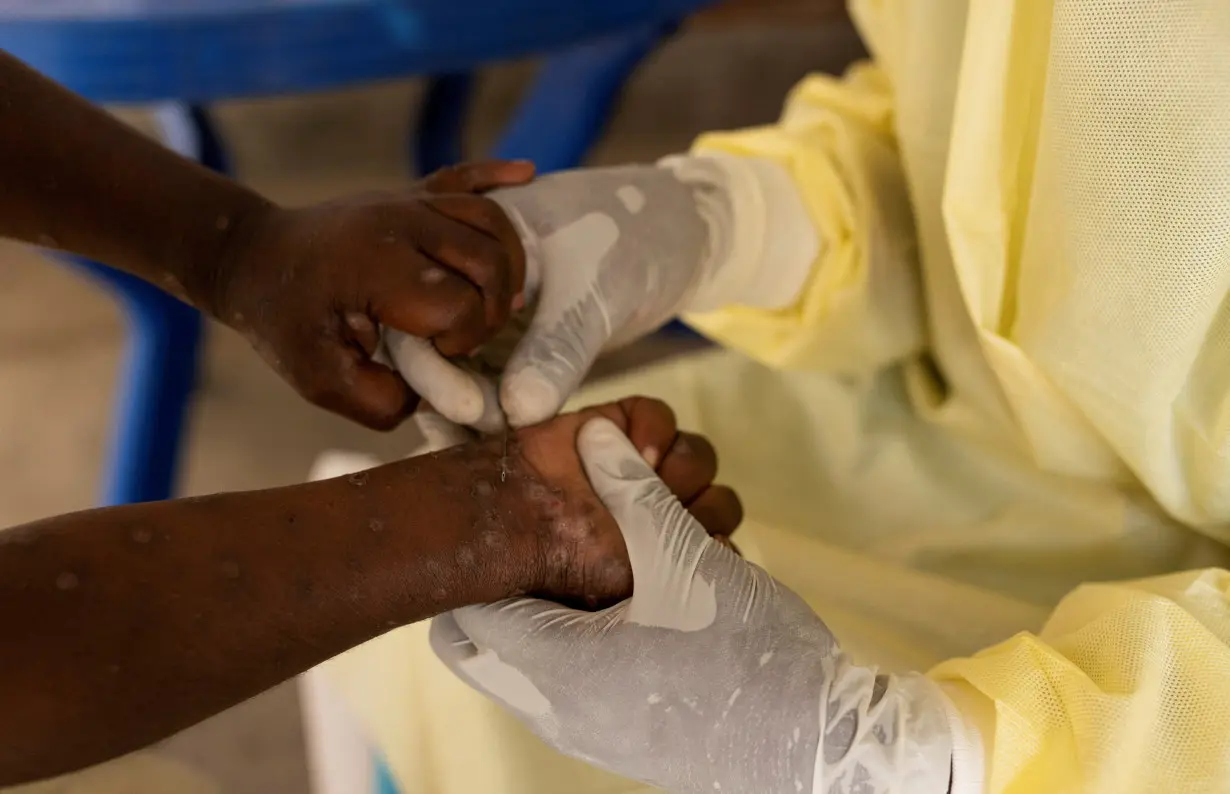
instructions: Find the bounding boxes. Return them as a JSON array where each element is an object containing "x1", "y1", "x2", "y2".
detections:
[
  {"x1": 493, "y1": 397, "x2": 737, "y2": 609},
  {"x1": 54, "y1": 572, "x2": 80, "y2": 591}
]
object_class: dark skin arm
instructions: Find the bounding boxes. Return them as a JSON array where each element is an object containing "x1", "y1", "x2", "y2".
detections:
[
  {"x1": 0, "y1": 50, "x2": 533, "y2": 429},
  {"x1": 0, "y1": 397, "x2": 741, "y2": 786}
]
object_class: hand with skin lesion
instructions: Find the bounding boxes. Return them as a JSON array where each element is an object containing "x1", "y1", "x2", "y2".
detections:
[
  {"x1": 431, "y1": 396, "x2": 743, "y2": 608},
  {"x1": 204, "y1": 162, "x2": 534, "y2": 430},
  {"x1": 0, "y1": 50, "x2": 534, "y2": 430},
  {"x1": 0, "y1": 397, "x2": 738, "y2": 786}
]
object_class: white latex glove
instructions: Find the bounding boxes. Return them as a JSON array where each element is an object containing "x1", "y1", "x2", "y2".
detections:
[
  {"x1": 430, "y1": 418, "x2": 955, "y2": 794},
  {"x1": 388, "y1": 155, "x2": 818, "y2": 430}
]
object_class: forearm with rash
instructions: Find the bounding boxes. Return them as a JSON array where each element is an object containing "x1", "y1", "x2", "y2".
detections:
[
  {"x1": 0, "y1": 443, "x2": 551, "y2": 785},
  {"x1": 0, "y1": 51, "x2": 269, "y2": 305}
]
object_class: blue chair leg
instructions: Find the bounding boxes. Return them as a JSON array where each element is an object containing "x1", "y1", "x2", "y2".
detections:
[
  {"x1": 73, "y1": 262, "x2": 203, "y2": 506},
  {"x1": 416, "y1": 72, "x2": 475, "y2": 176},
  {"x1": 491, "y1": 22, "x2": 675, "y2": 173},
  {"x1": 107, "y1": 279, "x2": 203, "y2": 505},
  {"x1": 414, "y1": 24, "x2": 676, "y2": 177},
  {"x1": 72, "y1": 102, "x2": 225, "y2": 506}
]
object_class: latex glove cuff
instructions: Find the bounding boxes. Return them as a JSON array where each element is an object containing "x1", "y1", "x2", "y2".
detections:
[{"x1": 661, "y1": 152, "x2": 820, "y2": 313}]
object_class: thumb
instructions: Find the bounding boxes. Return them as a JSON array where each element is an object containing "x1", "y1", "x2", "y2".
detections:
[
  {"x1": 498, "y1": 281, "x2": 610, "y2": 428},
  {"x1": 493, "y1": 196, "x2": 610, "y2": 427},
  {"x1": 577, "y1": 419, "x2": 718, "y2": 632},
  {"x1": 384, "y1": 331, "x2": 505, "y2": 432}
]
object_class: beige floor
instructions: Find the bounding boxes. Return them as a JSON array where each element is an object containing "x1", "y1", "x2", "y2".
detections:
[{"x1": 0, "y1": 18, "x2": 862, "y2": 794}]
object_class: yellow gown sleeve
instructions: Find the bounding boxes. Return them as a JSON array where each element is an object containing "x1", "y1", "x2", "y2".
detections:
[
  {"x1": 683, "y1": 63, "x2": 927, "y2": 378},
  {"x1": 932, "y1": 568, "x2": 1230, "y2": 793}
]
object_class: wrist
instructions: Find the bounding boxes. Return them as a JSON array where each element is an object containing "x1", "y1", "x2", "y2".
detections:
[
  {"x1": 659, "y1": 153, "x2": 818, "y2": 312},
  {"x1": 814, "y1": 667, "x2": 956, "y2": 794},
  {"x1": 174, "y1": 190, "x2": 277, "y2": 320},
  {"x1": 376, "y1": 443, "x2": 553, "y2": 618}
]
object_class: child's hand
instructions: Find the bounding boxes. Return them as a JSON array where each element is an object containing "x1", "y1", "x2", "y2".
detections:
[
  {"x1": 427, "y1": 396, "x2": 742, "y2": 609},
  {"x1": 202, "y1": 160, "x2": 534, "y2": 430}
]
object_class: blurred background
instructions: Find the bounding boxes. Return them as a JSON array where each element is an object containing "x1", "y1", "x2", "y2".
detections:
[{"x1": 0, "y1": 1, "x2": 860, "y2": 791}]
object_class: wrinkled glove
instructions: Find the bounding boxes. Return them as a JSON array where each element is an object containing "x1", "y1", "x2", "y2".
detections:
[
  {"x1": 430, "y1": 417, "x2": 955, "y2": 794},
  {"x1": 388, "y1": 155, "x2": 817, "y2": 431}
]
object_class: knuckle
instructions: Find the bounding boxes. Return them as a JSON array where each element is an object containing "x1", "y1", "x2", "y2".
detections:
[
  {"x1": 642, "y1": 396, "x2": 677, "y2": 429},
  {"x1": 671, "y1": 432, "x2": 715, "y2": 469},
  {"x1": 454, "y1": 288, "x2": 485, "y2": 319},
  {"x1": 478, "y1": 255, "x2": 512, "y2": 293},
  {"x1": 466, "y1": 254, "x2": 498, "y2": 287}
]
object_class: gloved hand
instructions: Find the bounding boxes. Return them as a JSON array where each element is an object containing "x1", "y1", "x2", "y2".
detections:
[
  {"x1": 431, "y1": 418, "x2": 955, "y2": 794},
  {"x1": 388, "y1": 155, "x2": 817, "y2": 430}
]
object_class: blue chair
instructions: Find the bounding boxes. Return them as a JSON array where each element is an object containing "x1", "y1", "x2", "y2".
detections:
[{"x1": 0, "y1": 0, "x2": 715, "y2": 507}]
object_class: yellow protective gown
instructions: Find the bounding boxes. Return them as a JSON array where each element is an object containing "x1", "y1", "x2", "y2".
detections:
[{"x1": 318, "y1": 1, "x2": 1230, "y2": 791}]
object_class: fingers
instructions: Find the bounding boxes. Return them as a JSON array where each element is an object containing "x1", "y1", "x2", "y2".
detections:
[
  {"x1": 577, "y1": 417, "x2": 670, "y2": 517},
  {"x1": 467, "y1": 374, "x2": 505, "y2": 434},
  {"x1": 616, "y1": 396, "x2": 678, "y2": 467},
  {"x1": 376, "y1": 265, "x2": 488, "y2": 357},
  {"x1": 605, "y1": 398, "x2": 720, "y2": 510},
  {"x1": 302, "y1": 345, "x2": 416, "y2": 431},
  {"x1": 578, "y1": 397, "x2": 722, "y2": 507},
  {"x1": 686, "y1": 485, "x2": 743, "y2": 539},
  {"x1": 415, "y1": 199, "x2": 523, "y2": 334},
  {"x1": 421, "y1": 160, "x2": 536, "y2": 194},
  {"x1": 500, "y1": 358, "x2": 572, "y2": 430},
  {"x1": 657, "y1": 432, "x2": 718, "y2": 505},
  {"x1": 343, "y1": 311, "x2": 382, "y2": 357},
  {"x1": 382, "y1": 199, "x2": 525, "y2": 355},
  {"x1": 577, "y1": 418, "x2": 718, "y2": 631},
  {"x1": 385, "y1": 332, "x2": 505, "y2": 431},
  {"x1": 500, "y1": 295, "x2": 610, "y2": 428},
  {"x1": 425, "y1": 194, "x2": 528, "y2": 312},
  {"x1": 497, "y1": 204, "x2": 616, "y2": 426}
]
